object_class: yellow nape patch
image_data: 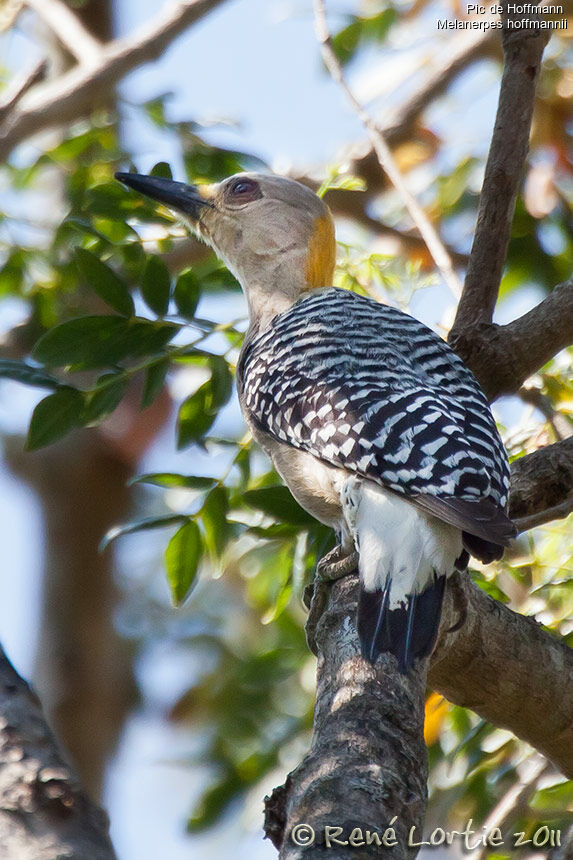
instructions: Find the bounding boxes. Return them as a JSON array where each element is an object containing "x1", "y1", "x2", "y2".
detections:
[{"x1": 305, "y1": 212, "x2": 336, "y2": 289}]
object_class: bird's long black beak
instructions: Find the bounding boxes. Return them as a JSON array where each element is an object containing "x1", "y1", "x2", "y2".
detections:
[{"x1": 115, "y1": 172, "x2": 212, "y2": 219}]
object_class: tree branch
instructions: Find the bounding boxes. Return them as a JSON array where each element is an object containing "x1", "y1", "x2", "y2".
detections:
[
  {"x1": 322, "y1": 188, "x2": 470, "y2": 268},
  {"x1": 0, "y1": 59, "x2": 47, "y2": 126},
  {"x1": 265, "y1": 439, "x2": 573, "y2": 853},
  {"x1": 381, "y1": 26, "x2": 498, "y2": 147},
  {"x1": 449, "y1": 2, "x2": 550, "y2": 339},
  {"x1": 451, "y1": 277, "x2": 573, "y2": 401},
  {"x1": 431, "y1": 440, "x2": 573, "y2": 774},
  {"x1": 24, "y1": 0, "x2": 103, "y2": 65},
  {"x1": 0, "y1": 0, "x2": 228, "y2": 160},
  {"x1": 429, "y1": 573, "x2": 573, "y2": 778},
  {"x1": 509, "y1": 436, "x2": 573, "y2": 521},
  {"x1": 313, "y1": 0, "x2": 463, "y2": 300},
  {"x1": 317, "y1": 20, "x2": 498, "y2": 199},
  {"x1": 0, "y1": 643, "x2": 117, "y2": 859},
  {"x1": 265, "y1": 575, "x2": 429, "y2": 858}
]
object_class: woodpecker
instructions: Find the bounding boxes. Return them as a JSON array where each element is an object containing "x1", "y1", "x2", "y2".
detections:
[{"x1": 116, "y1": 170, "x2": 516, "y2": 673}]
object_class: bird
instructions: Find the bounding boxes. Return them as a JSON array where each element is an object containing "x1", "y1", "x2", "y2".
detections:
[{"x1": 115, "y1": 170, "x2": 516, "y2": 673}]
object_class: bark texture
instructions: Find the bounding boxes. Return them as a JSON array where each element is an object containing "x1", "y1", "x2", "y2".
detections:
[
  {"x1": 0, "y1": 644, "x2": 117, "y2": 860},
  {"x1": 430, "y1": 573, "x2": 573, "y2": 777},
  {"x1": 266, "y1": 576, "x2": 428, "y2": 859},
  {"x1": 449, "y1": 278, "x2": 573, "y2": 401}
]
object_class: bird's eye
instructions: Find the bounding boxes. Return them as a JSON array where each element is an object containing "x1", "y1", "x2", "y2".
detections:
[
  {"x1": 225, "y1": 177, "x2": 262, "y2": 204},
  {"x1": 232, "y1": 180, "x2": 256, "y2": 195}
]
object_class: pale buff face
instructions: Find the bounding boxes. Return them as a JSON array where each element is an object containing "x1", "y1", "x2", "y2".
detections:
[
  {"x1": 185, "y1": 173, "x2": 336, "y2": 296},
  {"x1": 116, "y1": 170, "x2": 337, "y2": 318}
]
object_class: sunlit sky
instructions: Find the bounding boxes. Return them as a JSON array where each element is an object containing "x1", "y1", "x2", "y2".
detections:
[{"x1": 0, "y1": 0, "x2": 552, "y2": 857}]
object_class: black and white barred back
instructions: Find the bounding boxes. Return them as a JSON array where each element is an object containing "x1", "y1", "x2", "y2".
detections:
[
  {"x1": 240, "y1": 289, "x2": 510, "y2": 525},
  {"x1": 238, "y1": 288, "x2": 515, "y2": 671}
]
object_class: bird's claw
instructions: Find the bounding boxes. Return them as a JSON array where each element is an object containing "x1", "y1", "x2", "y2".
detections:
[
  {"x1": 316, "y1": 545, "x2": 359, "y2": 582},
  {"x1": 304, "y1": 546, "x2": 359, "y2": 655}
]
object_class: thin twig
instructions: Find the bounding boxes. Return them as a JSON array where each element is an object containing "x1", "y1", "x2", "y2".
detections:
[
  {"x1": 476, "y1": 753, "x2": 552, "y2": 860},
  {"x1": 24, "y1": 0, "x2": 103, "y2": 65},
  {"x1": 519, "y1": 385, "x2": 572, "y2": 442},
  {"x1": 313, "y1": 0, "x2": 463, "y2": 299},
  {"x1": 381, "y1": 24, "x2": 497, "y2": 144},
  {"x1": 0, "y1": 58, "x2": 47, "y2": 125},
  {"x1": 515, "y1": 494, "x2": 573, "y2": 534}
]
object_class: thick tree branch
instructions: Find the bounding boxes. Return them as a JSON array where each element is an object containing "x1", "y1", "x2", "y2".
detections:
[
  {"x1": 429, "y1": 574, "x2": 573, "y2": 778},
  {"x1": 449, "y1": 3, "x2": 550, "y2": 339},
  {"x1": 510, "y1": 436, "x2": 573, "y2": 521},
  {"x1": 430, "y1": 440, "x2": 573, "y2": 775},
  {"x1": 0, "y1": 644, "x2": 117, "y2": 859},
  {"x1": 265, "y1": 576, "x2": 428, "y2": 858},
  {"x1": 450, "y1": 277, "x2": 573, "y2": 401},
  {"x1": 0, "y1": 0, "x2": 228, "y2": 160}
]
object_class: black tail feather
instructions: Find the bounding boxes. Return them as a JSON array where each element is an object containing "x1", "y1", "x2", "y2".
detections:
[
  {"x1": 462, "y1": 531, "x2": 504, "y2": 564},
  {"x1": 357, "y1": 575, "x2": 446, "y2": 673}
]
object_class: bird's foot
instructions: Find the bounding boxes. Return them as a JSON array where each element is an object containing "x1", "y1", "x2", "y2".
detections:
[
  {"x1": 316, "y1": 544, "x2": 359, "y2": 582},
  {"x1": 304, "y1": 545, "x2": 359, "y2": 655}
]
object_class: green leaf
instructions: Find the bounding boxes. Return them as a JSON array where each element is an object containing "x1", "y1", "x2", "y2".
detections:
[
  {"x1": 141, "y1": 255, "x2": 171, "y2": 316},
  {"x1": 531, "y1": 779, "x2": 573, "y2": 812},
  {"x1": 130, "y1": 473, "x2": 217, "y2": 489},
  {"x1": 331, "y1": 10, "x2": 396, "y2": 65},
  {"x1": 0, "y1": 359, "x2": 59, "y2": 389},
  {"x1": 243, "y1": 486, "x2": 315, "y2": 526},
  {"x1": 174, "y1": 269, "x2": 201, "y2": 319},
  {"x1": 26, "y1": 387, "x2": 85, "y2": 450},
  {"x1": 33, "y1": 316, "x2": 178, "y2": 370},
  {"x1": 165, "y1": 520, "x2": 203, "y2": 605},
  {"x1": 100, "y1": 513, "x2": 189, "y2": 551},
  {"x1": 141, "y1": 358, "x2": 170, "y2": 409},
  {"x1": 177, "y1": 381, "x2": 217, "y2": 448},
  {"x1": 75, "y1": 248, "x2": 135, "y2": 316},
  {"x1": 208, "y1": 355, "x2": 233, "y2": 408},
  {"x1": 84, "y1": 373, "x2": 129, "y2": 424},
  {"x1": 150, "y1": 160, "x2": 173, "y2": 178},
  {"x1": 201, "y1": 485, "x2": 230, "y2": 557},
  {"x1": 0, "y1": 250, "x2": 25, "y2": 296}
]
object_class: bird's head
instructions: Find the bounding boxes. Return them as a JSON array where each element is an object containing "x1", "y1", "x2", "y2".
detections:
[{"x1": 115, "y1": 171, "x2": 336, "y2": 324}]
